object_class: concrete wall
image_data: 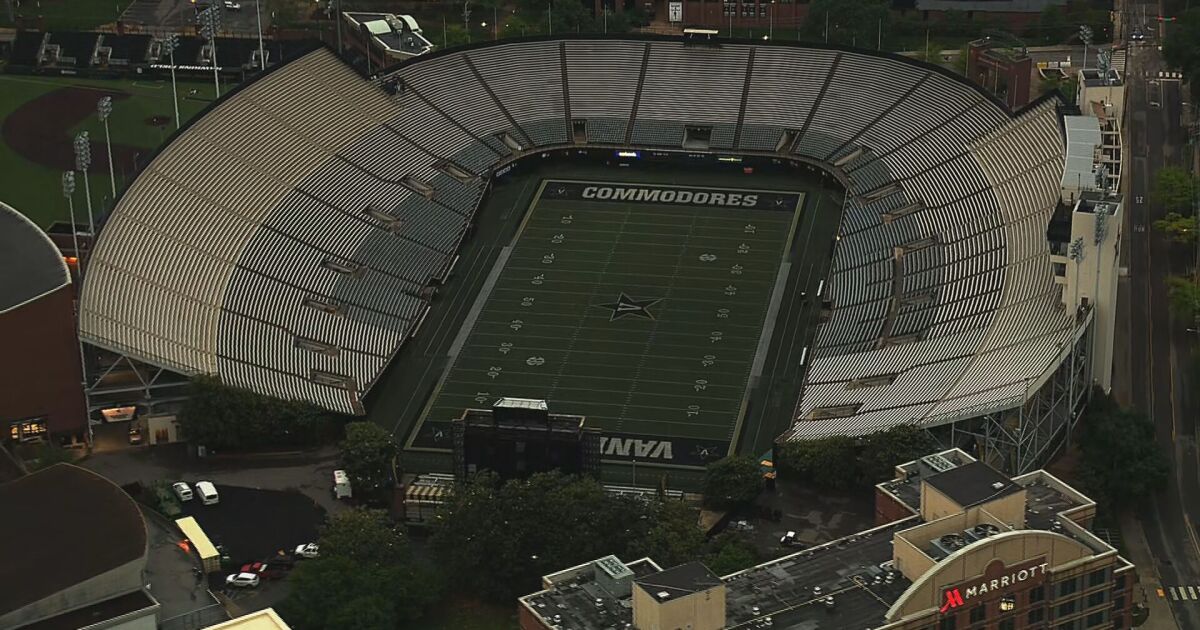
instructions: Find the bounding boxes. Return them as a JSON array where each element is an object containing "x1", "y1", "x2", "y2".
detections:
[
  {"x1": 1060, "y1": 202, "x2": 1122, "y2": 392},
  {"x1": 0, "y1": 559, "x2": 145, "y2": 629},
  {"x1": 632, "y1": 583, "x2": 726, "y2": 630},
  {"x1": 918, "y1": 482, "x2": 959, "y2": 521}
]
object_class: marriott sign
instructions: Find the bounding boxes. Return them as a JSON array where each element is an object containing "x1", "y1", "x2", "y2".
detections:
[{"x1": 940, "y1": 558, "x2": 1049, "y2": 614}]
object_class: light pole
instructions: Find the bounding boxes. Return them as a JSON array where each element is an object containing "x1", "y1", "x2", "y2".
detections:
[
  {"x1": 62, "y1": 170, "x2": 92, "y2": 446},
  {"x1": 1079, "y1": 25, "x2": 1093, "y2": 70},
  {"x1": 97, "y1": 97, "x2": 117, "y2": 203},
  {"x1": 255, "y1": 0, "x2": 266, "y2": 70},
  {"x1": 62, "y1": 172, "x2": 81, "y2": 282},
  {"x1": 163, "y1": 34, "x2": 181, "y2": 129},
  {"x1": 74, "y1": 132, "x2": 95, "y2": 235},
  {"x1": 200, "y1": 4, "x2": 222, "y2": 98}
]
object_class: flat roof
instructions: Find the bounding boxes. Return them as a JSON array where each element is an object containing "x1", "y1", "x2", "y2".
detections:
[
  {"x1": 636, "y1": 561, "x2": 722, "y2": 598},
  {"x1": 0, "y1": 201, "x2": 70, "y2": 314},
  {"x1": 16, "y1": 590, "x2": 157, "y2": 630},
  {"x1": 924, "y1": 461, "x2": 1022, "y2": 508},
  {"x1": 0, "y1": 464, "x2": 147, "y2": 617},
  {"x1": 202, "y1": 608, "x2": 291, "y2": 630}
]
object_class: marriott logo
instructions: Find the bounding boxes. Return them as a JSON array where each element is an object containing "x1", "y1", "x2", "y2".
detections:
[{"x1": 940, "y1": 561, "x2": 1049, "y2": 613}]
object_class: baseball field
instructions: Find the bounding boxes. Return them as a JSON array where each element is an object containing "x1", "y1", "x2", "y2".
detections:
[{"x1": 0, "y1": 74, "x2": 212, "y2": 226}]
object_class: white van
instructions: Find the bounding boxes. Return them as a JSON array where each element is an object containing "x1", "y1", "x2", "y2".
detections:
[
  {"x1": 195, "y1": 481, "x2": 219, "y2": 505},
  {"x1": 172, "y1": 482, "x2": 194, "y2": 502},
  {"x1": 333, "y1": 469, "x2": 352, "y2": 499}
]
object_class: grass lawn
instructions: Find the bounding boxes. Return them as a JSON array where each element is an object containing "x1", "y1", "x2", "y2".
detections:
[
  {"x1": 409, "y1": 179, "x2": 803, "y2": 469},
  {"x1": 0, "y1": 74, "x2": 214, "y2": 227},
  {"x1": 2, "y1": 0, "x2": 133, "y2": 30}
]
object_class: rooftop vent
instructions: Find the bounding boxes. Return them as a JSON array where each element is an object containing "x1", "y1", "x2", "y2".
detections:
[
  {"x1": 295, "y1": 337, "x2": 339, "y2": 357},
  {"x1": 302, "y1": 296, "x2": 346, "y2": 316},
  {"x1": 656, "y1": 591, "x2": 671, "y2": 601},
  {"x1": 401, "y1": 175, "x2": 434, "y2": 198},
  {"x1": 991, "y1": 482, "x2": 1006, "y2": 490},
  {"x1": 435, "y1": 160, "x2": 475, "y2": 184},
  {"x1": 321, "y1": 257, "x2": 363, "y2": 276},
  {"x1": 845, "y1": 373, "x2": 899, "y2": 390}
]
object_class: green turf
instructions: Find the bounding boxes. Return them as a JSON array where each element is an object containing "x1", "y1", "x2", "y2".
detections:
[
  {"x1": 410, "y1": 179, "x2": 803, "y2": 465},
  {"x1": 0, "y1": 74, "x2": 214, "y2": 227},
  {"x1": 1, "y1": 0, "x2": 133, "y2": 30}
]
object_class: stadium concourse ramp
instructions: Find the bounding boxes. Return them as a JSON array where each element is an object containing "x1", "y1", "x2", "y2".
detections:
[{"x1": 79, "y1": 37, "x2": 1072, "y2": 439}]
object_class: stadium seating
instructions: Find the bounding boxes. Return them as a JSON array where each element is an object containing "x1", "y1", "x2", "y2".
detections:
[{"x1": 81, "y1": 40, "x2": 1072, "y2": 436}]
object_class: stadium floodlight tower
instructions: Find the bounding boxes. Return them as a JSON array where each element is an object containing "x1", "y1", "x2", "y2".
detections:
[
  {"x1": 73, "y1": 132, "x2": 95, "y2": 235},
  {"x1": 255, "y1": 0, "x2": 266, "y2": 71},
  {"x1": 1079, "y1": 25, "x2": 1093, "y2": 70},
  {"x1": 61, "y1": 172, "x2": 82, "y2": 282},
  {"x1": 162, "y1": 34, "x2": 181, "y2": 129},
  {"x1": 97, "y1": 96, "x2": 117, "y2": 203},
  {"x1": 199, "y1": 4, "x2": 223, "y2": 98}
]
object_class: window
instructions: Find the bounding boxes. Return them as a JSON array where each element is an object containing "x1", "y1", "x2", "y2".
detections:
[
  {"x1": 969, "y1": 604, "x2": 985, "y2": 623},
  {"x1": 1029, "y1": 608, "x2": 1045, "y2": 624},
  {"x1": 999, "y1": 620, "x2": 1015, "y2": 630},
  {"x1": 1030, "y1": 585, "x2": 1046, "y2": 603},
  {"x1": 1053, "y1": 262, "x2": 1067, "y2": 276},
  {"x1": 1115, "y1": 575, "x2": 1126, "y2": 590},
  {"x1": 1087, "y1": 590, "x2": 1107, "y2": 608},
  {"x1": 1089, "y1": 568, "x2": 1108, "y2": 587},
  {"x1": 939, "y1": 616, "x2": 956, "y2": 630},
  {"x1": 1114, "y1": 596, "x2": 1125, "y2": 610},
  {"x1": 9, "y1": 418, "x2": 47, "y2": 442},
  {"x1": 1058, "y1": 600, "x2": 1078, "y2": 617},
  {"x1": 1086, "y1": 610, "x2": 1106, "y2": 627},
  {"x1": 1060, "y1": 578, "x2": 1080, "y2": 597}
]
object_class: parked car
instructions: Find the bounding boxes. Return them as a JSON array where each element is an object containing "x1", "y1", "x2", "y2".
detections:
[
  {"x1": 128, "y1": 424, "x2": 144, "y2": 445},
  {"x1": 195, "y1": 481, "x2": 219, "y2": 505},
  {"x1": 240, "y1": 562, "x2": 286, "y2": 579},
  {"x1": 224, "y1": 1, "x2": 242, "y2": 8},
  {"x1": 225, "y1": 572, "x2": 260, "y2": 588},
  {"x1": 780, "y1": 531, "x2": 802, "y2": 547},
  {"x1": 294, "y1": 543, "x2": 319, "y2": 559},
  {"x1": 172, "y1": 482, "x2": 194, "y2": 502}
]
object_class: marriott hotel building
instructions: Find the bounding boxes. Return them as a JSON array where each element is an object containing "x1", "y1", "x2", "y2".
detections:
[{"x1": 519, "y1": 448, "x2": 1136, "y2": 630}]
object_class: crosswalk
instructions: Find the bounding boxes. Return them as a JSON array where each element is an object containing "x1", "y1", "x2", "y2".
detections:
[{"x1": 1159, "y1": 586, "x2": 1200, "y2": 601}]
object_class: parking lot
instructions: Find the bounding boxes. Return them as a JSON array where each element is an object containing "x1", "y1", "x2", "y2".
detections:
[
  {"x1": 727, "y1": 479, "x2": 878, "y2": 561},
  {"x1": 120, "y1": 0, "x2": 271, "y2": 34},
  {"x1": 178, "y1": 484, "x2": 324, "y2": 565}
]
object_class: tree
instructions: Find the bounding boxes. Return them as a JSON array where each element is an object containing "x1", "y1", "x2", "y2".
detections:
[
  {"x1": 776, "y1": 434, "x2": 859, "y2": 489},
  {"x1": 704, "y1": 533, "x2": 760, "y2": 576},
  {"x1": 340, "y1": 422, "x2": 397, "y2": 498},
  {"x1": 432, "y1": 472, "x2": 651, "y2": 601},
  {"x1": 180, "y1": 376, "x2": 338, "y2": 451},
  {"x1": 1078, "y1": 393, "x2": 1169, "y2": 510},
  {"x1": 1152, "y1": 166, "x2": 1196, "y2": 214},
  {"x1": 280, "y1": 509, "x2": 439, "y2": 629},
  {"x1": 1168, "y1": 276, "x2": 1200, "y2": 322},
  {"x1": 1163, "y1": 8, "x2": 1200, "y2": 103},
  {"x1": 857, "y1": 425, "x2": 936, "y2": 484},
  {"x1": 1154, "y1": 212, "x2": 1198, "y2": 243},
  {"x1": 702, "y1": 455, "x2": 764, "y2": 509},
  {"x1": 625, "y1": 500, "x2": 707, "y2": 567}
]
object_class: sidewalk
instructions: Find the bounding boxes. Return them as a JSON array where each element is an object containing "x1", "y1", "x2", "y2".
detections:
[{"x1": 1121, "y1": 512, "x2": 1181, "y2": 629}]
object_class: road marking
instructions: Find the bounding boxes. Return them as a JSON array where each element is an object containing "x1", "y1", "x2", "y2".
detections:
[
  {"x1": 1189, "y1": 586, "x2": 1197, "y2": 600},
  {"x1": 1170, "y1": 587, "x2": 1179, "y2": 600}
]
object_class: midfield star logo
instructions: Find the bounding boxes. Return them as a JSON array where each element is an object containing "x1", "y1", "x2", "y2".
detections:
[
  {"x1": 940, "y1": 560, "x2": 1049, "y2": 613},
  {"x1": 596, "y1": 292, "x2": 662, "y2": 321}
]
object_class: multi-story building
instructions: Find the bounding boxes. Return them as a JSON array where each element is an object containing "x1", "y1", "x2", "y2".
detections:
[{"x1": 519, "y1": 449, "x2": 1136, "y2": 629}]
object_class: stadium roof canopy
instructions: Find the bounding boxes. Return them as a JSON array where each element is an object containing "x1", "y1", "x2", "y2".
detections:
[
  {"x1": 0, "y1": 200, "x2": 70, "y2": 314},
  {"x1": 79, "y1": 37, "x2": 1071, "y2": 436}
]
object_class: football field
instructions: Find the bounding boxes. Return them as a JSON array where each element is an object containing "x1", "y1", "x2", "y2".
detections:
[{"x1": 407, "y1": 179, "x2": 804, "y2": 468}]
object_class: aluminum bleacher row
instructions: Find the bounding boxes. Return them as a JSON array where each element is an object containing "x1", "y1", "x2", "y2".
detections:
[{"x1": 80, "y1": 39, "x2": 1072, "y2": 435}]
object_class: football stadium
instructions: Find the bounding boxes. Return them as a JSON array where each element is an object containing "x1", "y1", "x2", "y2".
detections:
[{"x1": 78, "y1": 35, "x2": 1096, "y2": 479}]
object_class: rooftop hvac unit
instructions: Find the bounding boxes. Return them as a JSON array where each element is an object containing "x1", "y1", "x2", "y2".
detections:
[{"x1": 932, "y1": 533, "x2": 969, "y2": 557}]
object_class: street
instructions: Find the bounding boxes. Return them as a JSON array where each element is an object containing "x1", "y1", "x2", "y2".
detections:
[{"x1": 1120, "y1": 1, "x2": 1200, "y2": 628}]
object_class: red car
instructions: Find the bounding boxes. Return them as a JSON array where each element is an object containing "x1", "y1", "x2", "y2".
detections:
[{"x1": 239, "y1": 562, "x2": 286, "y2": 580}]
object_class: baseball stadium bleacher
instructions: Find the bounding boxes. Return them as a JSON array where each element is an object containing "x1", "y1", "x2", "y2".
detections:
[{"x1": 79, "y1": 38, "x2": 1073, "y2": 438}]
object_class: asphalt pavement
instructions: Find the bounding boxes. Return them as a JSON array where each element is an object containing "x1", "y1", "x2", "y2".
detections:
[{"x1": 1119, "y1": 2, "x2": 1200, "y2": 627}]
